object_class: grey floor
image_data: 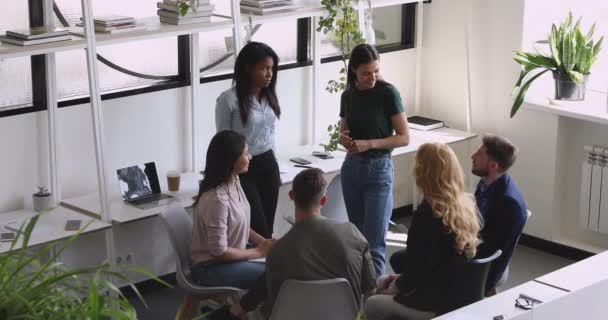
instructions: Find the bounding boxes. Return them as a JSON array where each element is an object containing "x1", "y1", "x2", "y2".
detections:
[{"x1": 129, "y1": 217, "x2": 576, "y2": 319}]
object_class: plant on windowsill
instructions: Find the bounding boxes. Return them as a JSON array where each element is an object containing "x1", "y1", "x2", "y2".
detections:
[
  {"x1": 510, "y1": 11, "x2": 603, "y2": 118},
  {"x1": 0, "y1": 215, "x2": 170, "y2": 319},
  {"x1": 32, "y1": 186, "x2": 52, "y2": 212},
  {"x1": 317, "y1": 0, "x2": 370, "y2": 152}
]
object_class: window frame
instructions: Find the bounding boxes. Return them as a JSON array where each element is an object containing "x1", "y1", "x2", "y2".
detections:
[{"x1": 1, "y1": 2, "x2": 419, "y2": 117}]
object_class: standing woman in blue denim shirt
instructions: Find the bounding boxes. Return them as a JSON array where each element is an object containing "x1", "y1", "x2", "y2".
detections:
[
  {"x1": 340, "y1": 44, "x2": 410, "y2": 276},
  {"x1": 215, "y1": 42, "x2": 282, "y2": 239}
]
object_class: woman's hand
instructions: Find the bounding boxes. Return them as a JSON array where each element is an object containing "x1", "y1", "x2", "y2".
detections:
[
  {"x1": 255, "y1": 239, "x2": 276, "y2": 257},
  {"x1": 350, "y1": 140, "x2": 374, "y2": 153},
  {"x1": 339, "y1": 130, "x2": 354, "y2": 150},
  {"x1": 379, "y1": 274, "x2": 399, "y2": 294}
]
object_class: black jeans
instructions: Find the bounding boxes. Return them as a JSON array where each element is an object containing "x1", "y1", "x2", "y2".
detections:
[
  {"x1": 390, "y1": 248, "x2": 408, "y2": 274},
  {"x1": 240, "y1": 149, "x2": 281, "y2": 238},
  {"x1": 239, "y1": 273, "x2": 268, "y2": 312}
]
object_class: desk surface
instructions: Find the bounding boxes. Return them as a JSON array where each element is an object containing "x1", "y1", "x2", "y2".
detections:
[
  {"x1": 535, "y1": 250, "x2": 608, "y2": 292},
  {"x1": 433, "y1": 280, "x2": 568, "y2": 320},
  {"x1": 61, "y1": 172, "x2": 201, "y2": 224},
  {"x1": 61, "y1": 128, "x2": 476, "y2": 225},
  {"x1": 0, "y1": 206, "x2": 111, "y2": 254}
]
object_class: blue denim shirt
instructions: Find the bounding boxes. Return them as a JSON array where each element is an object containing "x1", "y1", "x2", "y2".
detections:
[{"x1": 215, "y1": 87, "x2": 277, "y2": 156}]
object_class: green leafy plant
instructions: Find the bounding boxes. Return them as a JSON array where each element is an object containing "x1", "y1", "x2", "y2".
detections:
[
  {"x1": 0, "y1": 215, "x2": 170, "y2": 319},
  {"x1": 511, "y1": 11, "x2": 603, "y2": 118},
  {"x1": 317, "y1": 0, "x2": 367, "y2": 151},
  {"x1": 176, "y1": 0, "x2": 200, "y2": 16}
]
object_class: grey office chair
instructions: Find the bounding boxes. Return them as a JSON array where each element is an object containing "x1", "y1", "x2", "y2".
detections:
[
  {"x1": 270, "y1": 278, "x2": 359, "y2": 320},
  {"x1": 495, "y1": 209, "x2": 533, "y2": 289},
  {"x1": 439, "y1": 249, "x2": 503, "y2": 315},
  {"x1": 159, "y1": 204, "x2": 244, "y2": 320}
]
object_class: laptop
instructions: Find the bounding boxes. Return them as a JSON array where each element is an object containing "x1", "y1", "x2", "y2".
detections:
[{"x1": 116, "y1": 162, "x2": 174, "y2": 210}]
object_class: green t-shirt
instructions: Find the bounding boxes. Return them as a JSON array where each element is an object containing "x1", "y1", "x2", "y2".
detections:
[{"x1": 339, "y1": 83, "x2": 405, "y2": 158}]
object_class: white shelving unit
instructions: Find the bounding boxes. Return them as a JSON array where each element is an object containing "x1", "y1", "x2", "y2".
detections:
[{"x1": 524, "y1": 90, "x2": 608, "y2": 126}]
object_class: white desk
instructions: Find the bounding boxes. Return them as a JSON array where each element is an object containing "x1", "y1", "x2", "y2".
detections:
[
  {"x1": 534, "y1": 250, "x2": 608, "y2": 292},
  {"x1": 433, "y1": 280, "x2": 568, "y2": 320},
  {"x1": 61, "y1": 128, "x2": 476, "y2": 225},
  {"x1": 61, "y1": 172, "x2": 201, "y2": 224},
  {"x1": 0, "y1": 206, "x2": 111, "y2": 254}
]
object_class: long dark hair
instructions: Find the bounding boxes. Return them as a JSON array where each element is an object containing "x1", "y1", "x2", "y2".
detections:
[
  {"x1": 346, "y1": 44, "x2": 387, "y2": 92},
  {"x1": 193, "y1": 130, "x2": 247, "y2": 206},
  {"x1": 233, "y1": 41, "x2": 281, "y2": 125}
]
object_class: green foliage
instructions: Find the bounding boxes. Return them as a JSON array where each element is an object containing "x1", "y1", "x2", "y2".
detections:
[
  {"x1": 318, "y1": 0, "x2": 366, "y2": 151},
  {"x1": 0, "y1": 215, "x2": 170, "y2": 319},
  {"x1": 511, "y1": 11, "x2": 603, "y2": 118},
  {"x1": 176, "y1": 0, "x2": 200, "y2": 16}
]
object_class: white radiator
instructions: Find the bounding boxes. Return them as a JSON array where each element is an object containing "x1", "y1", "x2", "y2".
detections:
[{"x1": 580, "y1": 145, "x2": 608, "y2": 234}]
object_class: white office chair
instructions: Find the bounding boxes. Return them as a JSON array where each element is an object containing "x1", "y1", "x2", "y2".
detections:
[
  {"x1": 495, "y1": 209, "x2": 533, "y2": 289},
  {"x1": 159, "y1": 204, "x2": 244, "y2": 320},
  {"x1": 270, "y1": 278, "x2": 359, "y2": 320},
  {"x1": 321, "y1": 174, "x2": 349, "y2": 222}
]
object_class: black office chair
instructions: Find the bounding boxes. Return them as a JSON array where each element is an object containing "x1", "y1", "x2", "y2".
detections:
[{"x1": 438, "y1": 249, "x2": 502, "y2": 315}]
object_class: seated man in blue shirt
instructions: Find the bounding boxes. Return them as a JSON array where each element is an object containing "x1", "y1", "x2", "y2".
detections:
[{"x1": 471, "y1": 134, "x2": 527, "y2": 296}]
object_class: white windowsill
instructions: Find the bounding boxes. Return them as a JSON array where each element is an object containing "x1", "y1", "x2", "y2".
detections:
[{"x1": 524, "y1": 89, "x2": 608, "y2": 126}]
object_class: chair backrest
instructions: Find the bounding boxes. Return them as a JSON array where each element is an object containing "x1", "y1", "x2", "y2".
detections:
[
  {"x1": 440, "y1": 249, "x2": 502, "y2": 315},
  {"x1": 158, "y1": 204, "x2": 194, "y2": 279},
  {"x1": 270, "y1": 278, "x2": 358, "y2": 320},
  {"x1": 321, "y1": 174, "x2": 349, "y2": 222}
]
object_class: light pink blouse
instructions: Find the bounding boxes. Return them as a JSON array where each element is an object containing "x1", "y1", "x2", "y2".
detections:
[{"x1": 191, "y1": 181, "x2": 251, "y2": 263}]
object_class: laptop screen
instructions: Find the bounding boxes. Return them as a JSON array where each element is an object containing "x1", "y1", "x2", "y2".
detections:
[{"x1": 116, "y1": 162, "x2": 161, "y2": 201}]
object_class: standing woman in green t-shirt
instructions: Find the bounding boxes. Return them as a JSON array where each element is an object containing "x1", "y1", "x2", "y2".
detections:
[{"x1": 339, "y1": 44, "x2": 410, "y2": 276}]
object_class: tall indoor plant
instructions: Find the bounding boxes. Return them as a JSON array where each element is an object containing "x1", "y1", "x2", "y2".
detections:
[
  {"x1": 510, "y1": 12, "x2": 603, "y2": 118},
  {"x1": 0, "y1": 215, "x2": 167, "y2": 319},
  {"x1": 317, "y1": 0, "x2": 369, "y2": 152}
]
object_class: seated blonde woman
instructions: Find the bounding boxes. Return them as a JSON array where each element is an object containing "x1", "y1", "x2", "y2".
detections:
[{"x1": 365, "y1": 142, "x2": 481, "y2": 320}]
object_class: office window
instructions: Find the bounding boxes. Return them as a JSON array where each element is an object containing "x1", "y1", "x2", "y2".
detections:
[
  {"x1": 248, "y1": 21, "x2": 299, "y2": 65},
  {"x1": 53, "y1": 0, "x2": 179, "y2": 100},
  {"x1": 0, "y1": 0, "x2": 33, "y2": 111},
  {"x1": 523, "y1": 0, "x2": 608, "y2": 94},
  {"x1": 321, "y1": 4, "x2": 415, "y2": 58},
  {"x1": 199, "y1": 28, "x2": 236, "y2": 78}
]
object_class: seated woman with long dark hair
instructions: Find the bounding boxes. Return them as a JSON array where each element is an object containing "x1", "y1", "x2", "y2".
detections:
[
  {"x1": 365, "y1": 143, "x2": 481, "y2": 320},
  {"x1": 190, "y1": 130, "x2": 273, "y2": 289}
]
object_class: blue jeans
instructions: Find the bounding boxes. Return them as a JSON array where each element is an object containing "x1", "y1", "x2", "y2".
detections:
[
  {"x1": 341, "y1": 154, "x2": 394, "y2": 276},
  {"x1": 191, "y1": 261, "x2": 266, "y2": 289}
]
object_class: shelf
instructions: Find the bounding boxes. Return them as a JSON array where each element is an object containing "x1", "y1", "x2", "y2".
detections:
[
  {"x1": 0, "y1": 206, "x2": 111, "y2": 254},
  {"x1": 0, "y1": 36, "x2": 87, "y2": 60},
  {"x1": 524, "y1": 89, "x2": 608, "y2": 126},
  {"x1": 90, "y1": 16, "x2": 234, "y2": 47},
  {"x1": 242, "y1": 0, "x2": 422, "y2": 24}
]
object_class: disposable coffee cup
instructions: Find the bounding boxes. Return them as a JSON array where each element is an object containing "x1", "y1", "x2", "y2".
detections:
[{"x1": 167, "y1": 171, "x2": 181, "y2": 192}]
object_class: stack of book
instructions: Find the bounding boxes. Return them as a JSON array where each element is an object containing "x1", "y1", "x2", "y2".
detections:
[
  {"x1": 157, "y1": 0, "x2": 216, "y2": 25},
  {"x1": 0, "y1": 26, "x2": 71, "y2": 46},
  {"x1": 240, "y1": 0, "x2": 300, "y2": 15},
  {"x1": 76, "y1": 15, "x2": 145, "y2": 34}
]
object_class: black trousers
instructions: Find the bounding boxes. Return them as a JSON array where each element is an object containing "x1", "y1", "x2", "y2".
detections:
[{"x1": 239, "y1": 149, "x2": 281, "y2": 238}]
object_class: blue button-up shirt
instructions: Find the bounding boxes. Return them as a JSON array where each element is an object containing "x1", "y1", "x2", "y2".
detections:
[{"x1": 215, "y1": 87, "x2": 277, "y2": 156}]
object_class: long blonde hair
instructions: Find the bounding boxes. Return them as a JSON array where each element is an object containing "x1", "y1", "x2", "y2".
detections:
[{"x1": 415, "y1": 143, "x2": 480, "y2": 258}]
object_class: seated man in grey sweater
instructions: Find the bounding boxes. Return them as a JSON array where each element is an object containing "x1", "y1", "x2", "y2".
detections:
[{"x1": 208, "y1": 168, "x2": 377, "y2": 319}]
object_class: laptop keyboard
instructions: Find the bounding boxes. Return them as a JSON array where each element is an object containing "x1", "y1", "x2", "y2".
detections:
[{"x1": 129, "y1": 193, "x2": 172, "y2": 206}]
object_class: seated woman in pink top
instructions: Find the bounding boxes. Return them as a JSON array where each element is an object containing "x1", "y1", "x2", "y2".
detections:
[{"x1": 191, "y1": 130, "x2": 273, "y2": 289}]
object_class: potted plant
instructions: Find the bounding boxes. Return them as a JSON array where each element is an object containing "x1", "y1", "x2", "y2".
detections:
[
  {"x1": 33, "y1": 186, "x2": 52, "y2": 212},
  {"x1": 510, "y1": 12, "x2": 603, "y2": 118},
  {"x1": 317, "y1": 0, "x2": 368, "y2": 152},
  {"x1": 0, "y1": 215, "x2": 168, "y2": 319}
]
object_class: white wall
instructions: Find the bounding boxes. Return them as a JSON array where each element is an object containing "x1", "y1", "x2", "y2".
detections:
[{"x1": 421, "y1": 0, "x2": 608, "y2": 251}]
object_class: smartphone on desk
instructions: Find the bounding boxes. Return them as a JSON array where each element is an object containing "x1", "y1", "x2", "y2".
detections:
[
  {"x1": 312, "y1": 151, "x2": 334, "y2": 160},
  {"x1": 1, "y1": 232, "x2": 15, "y2": 242},
  {"x1": 290, "y1": 157, "x2": 312, "y2": 165},
  {"x1": 65, "y1": 220, "x2": 82, "y2": 231}
]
